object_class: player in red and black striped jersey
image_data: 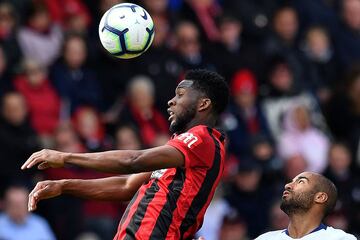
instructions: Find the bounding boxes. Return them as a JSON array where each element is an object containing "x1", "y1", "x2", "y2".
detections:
[{"x1": 22, "y1": 69, "x2": 229, "y2": 240}]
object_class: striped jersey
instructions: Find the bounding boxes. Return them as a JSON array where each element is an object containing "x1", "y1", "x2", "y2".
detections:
[
  {"x1": 255, "y1": 224, "x2": 357, "y2": 240},
  {"x1": 114, "y1": 125, "x2": 226, "y2": 240}
]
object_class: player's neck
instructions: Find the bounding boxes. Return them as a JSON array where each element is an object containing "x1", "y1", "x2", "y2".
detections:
[
  {"x1": 287, "y1": 212, "x2": 323, "y2": 238},
  {"x1": 185, "y1": 115, "x2": 216, "y2": 131}
]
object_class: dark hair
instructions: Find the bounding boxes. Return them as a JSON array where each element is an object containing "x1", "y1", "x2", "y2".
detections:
[
  {"x1": 314, "y1": 174, "x2": 338, "y2": 218},
  {"x1": 185, "y1": 69, "x2": 229, "y2": 115}
]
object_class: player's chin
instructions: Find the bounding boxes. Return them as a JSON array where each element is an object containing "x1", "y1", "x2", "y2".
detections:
[{"x1": 169, "y1": 121, "x2": 178, "y2": 133}]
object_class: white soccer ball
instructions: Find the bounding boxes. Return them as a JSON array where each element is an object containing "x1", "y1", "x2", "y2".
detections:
[{"x1": 98, "y1": 3, "x2": 155, "y2": 59}]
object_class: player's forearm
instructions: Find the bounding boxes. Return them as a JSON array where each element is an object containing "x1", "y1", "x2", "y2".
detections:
[
  {"x1": 60, "y1": 176, "x2": 134, "y2": 201},
  {"x1": 65, "y1": 150, "x2": 143, "y2": 174}
]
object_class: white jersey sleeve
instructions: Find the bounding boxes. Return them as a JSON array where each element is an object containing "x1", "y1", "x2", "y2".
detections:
[{"x1": 254, "y1": 227, "x2": 357, "y2": 240}]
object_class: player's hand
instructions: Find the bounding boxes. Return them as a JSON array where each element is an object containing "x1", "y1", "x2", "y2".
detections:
[
  {"x1": 21, "y1": 149, "x2": 68, "y2": 170},
  {"x1": 28, "y1": 180, "x2": 63, "y2": 211}
]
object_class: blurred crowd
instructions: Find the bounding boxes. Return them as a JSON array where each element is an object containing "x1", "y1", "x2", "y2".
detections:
[{"x1": 0, "y1": 0, "x2": 359, "y2": 239}]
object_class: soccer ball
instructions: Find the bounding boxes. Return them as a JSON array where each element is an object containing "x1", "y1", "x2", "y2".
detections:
[{"x1": 98, "y1": 3, "x2": 155, "y2": 59}]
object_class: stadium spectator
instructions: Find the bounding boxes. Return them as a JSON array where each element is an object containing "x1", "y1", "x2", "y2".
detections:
[
  {"x1": 225, "y1": 162, "x2": 273, "y2": 238},
  {"x1": 173, "y1": 21, "x2": 214, "y2": 72},
  {"x1": 0, "y1": 2, "x2": 22, "y2": 74},
  {"x1": 14, "y1": 59, "x2": 60, "y2": 137},
  {"x1": 278, "y1": 104, "x2": 330, "y2": 173},
  {"x1": 208, "y1": 15, "x2": 261, "y2": 82},
  {"x1": 333, "y1": 0, "x2": 360, "y2": 67},
  {"x1": 178, "y1": 0, "x2": 222, "y2": 42},
  {"x1": 72, "y1": 106, "x2": 108, "y2": 152},
  {"x1": 301, "y1": 25, "x2": 341, "y2": 104},
  {"x1": 116, "y1": 75, "x2": 169, "y2": 147},
  {"x1": 17, "y1": 2, "x2": 63, "y2": 68},
  {"x1": 44, "y1": 0, "x2": 91, "y2": 34},
  {"x1": 222, "y1": 0, "x2": 280, "y2": 43},
  {"x1": 114, "y1": 124, "x2": 143, "y2": 150},
  {"x1": 0, "y1": 92, "x2": 39, "y2": 196},
  {"x1": 222, "y1": 69, "x2": 271, "y2": 158},
  {"x1": 263, "y1": 6, "x2": 307, "y2": 86},
  {"x1": 324, "y1": 143, "x2": 360, "y2": 234},
  {"x1": 50, "y1": 33, "x2": 102, "y2": 117},
  {"x1": 0, "y1": 185, "x2": 56, "y2": 240}
]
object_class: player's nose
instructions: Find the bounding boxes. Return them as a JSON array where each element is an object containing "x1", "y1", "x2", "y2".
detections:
[
  {"x1": 168, "y1": 97, "x2": 175, "y2": 107},
  {"x1": 284, "y1": 182, "x2": 293, "y2": 190}
]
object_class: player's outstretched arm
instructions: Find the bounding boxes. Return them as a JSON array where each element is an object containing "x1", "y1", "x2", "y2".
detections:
[
  {"x1": 28, "y1": 172, "x2": 151, "y2": 211},
  {"x1": 21, "y1": 146, "x2": 184, "y2": 174}
]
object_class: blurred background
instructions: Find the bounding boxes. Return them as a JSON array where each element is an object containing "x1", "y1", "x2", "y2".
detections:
[{"x1": 0, "y1": 0, "x2": 359, "y2": 239}]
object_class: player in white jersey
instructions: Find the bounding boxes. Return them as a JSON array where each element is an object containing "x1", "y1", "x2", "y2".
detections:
[{"x1": 255, "y1": 172, "x2": 357, "y2": 240}]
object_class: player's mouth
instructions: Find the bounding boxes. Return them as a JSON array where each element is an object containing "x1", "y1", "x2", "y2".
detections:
[
  {"x1": 282, "y1": 190, "x2": 291, "y2": 198},
  {"x1": 167, "y1": 109, "x2": 175, "y2": 122}
]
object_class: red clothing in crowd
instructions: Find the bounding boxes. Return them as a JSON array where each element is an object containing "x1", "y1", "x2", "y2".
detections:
[{"x1": 14, "y1": 75, "x2": 60, "y2": 135}]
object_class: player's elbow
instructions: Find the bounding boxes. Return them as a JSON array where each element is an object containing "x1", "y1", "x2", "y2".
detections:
[{"x1": 122, "y1": 151, "x2": 147, "y2": 173}]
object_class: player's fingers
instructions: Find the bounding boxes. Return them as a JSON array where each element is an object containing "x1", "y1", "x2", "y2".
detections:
[
  {"x1": 29, "y1": 185, "x2": 50, "y2": 211},
  {"x1": 21, "y1": 150, "x2": 43, "y2": 169}
]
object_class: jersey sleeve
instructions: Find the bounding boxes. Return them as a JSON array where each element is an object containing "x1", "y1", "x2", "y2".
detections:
[{"x1": 167, "y1": 126, "x2": 213, "y2": 169}]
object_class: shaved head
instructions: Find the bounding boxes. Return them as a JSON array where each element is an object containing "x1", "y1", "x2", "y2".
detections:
[{"x1": 311, "y1": 173, "x2": 338, "y2": 217}]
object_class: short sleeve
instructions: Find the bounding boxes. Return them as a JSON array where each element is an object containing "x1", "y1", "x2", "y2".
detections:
[{"x1": 167, "y1": 126, "x2": 213, "y2": 169}]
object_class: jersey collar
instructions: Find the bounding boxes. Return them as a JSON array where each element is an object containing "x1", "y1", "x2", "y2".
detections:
[{"x1": 283, "y1": 223, "x2": 328, "y2": 236}]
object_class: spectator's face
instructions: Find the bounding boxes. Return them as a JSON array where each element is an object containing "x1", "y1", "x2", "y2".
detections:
[
  {"x1": 64, "y1": 37, "x2": 87, "y2": 69},
  {"x1": 281, "y1": 172, "x2": 317, "y2": 215},
  {"x1": 176, "y1": 23, "x2": 200, "y2": 58},
  {"x1": 253, "y1": 142, "x2": 273, "y2": 161},
  {"x1": 274, "y1": 8, "x2": 298, "y2": 42},
  {"x1": 329, "y1": 145, "x2": 351, "y2": 174},
  {"x1": 129, "y1": 80, "x2": 154, "y2": 110},
  {"x1": 342, "y1": 0, "x2": 360, "y2": 31},
  {"x1": 234, "y1": 91, "x2": 255, "y2": 109},
  {"x1": 152, "y1": 15, "x2": 169, "y2": 47},
  {"x1": 219, "y1": 21, "x2": 241, "y2": 47},
  {"x1": 5, "y1": 188, "x2": 29, "y2": 224},
  {"x1": 54, "y1": 124, "x2": 82, "y2": 152},
  {"x1": 143, "y1": 0, "x2": 168, "y2": 14},
  {"x1": 25, "y1": 61, "x2": 46, "y2": 86},
  {"x1": 0, "y1": 4, "x2": 15, "y2": 36},
  {"x1": 270, "y1": 63, "x2": 293, "y2": 92},
  {"x1": 30, "y1": 10, "x2": 50, "y2": 32},
  {"x1": 116, "y1": 127, "x2": 142, "y2": 150},
  {"x1": 293, "y1": 106, "x2": 311, "y2": 131},
  {"x1": 75, "y1": 108, "x2": 100, "y2": 139},
  {"x1": 220, "y1": 221, "x2": 248, "y2": 240},
  {"x1": 235, "y1": 169, "x2": 261, "y2": 192},
  {"x1": 306, "y1": 28, "x2": 330, "y2": 58},
  {"x1": 2, "y1": 93, "x2": 27, "y2": 126}
]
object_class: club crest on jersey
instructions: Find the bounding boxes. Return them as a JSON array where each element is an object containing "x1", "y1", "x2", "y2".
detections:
[
  {"x1": 176, "y1": 132, "x2": 200, "y2": 148},
  {"x1": 150, "y1": 169, "x2": 167, "y2": 179}
]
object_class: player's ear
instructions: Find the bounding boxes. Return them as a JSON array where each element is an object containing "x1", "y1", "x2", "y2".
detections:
[
  {"x1": 314, "y1": 192, "x2": 328, "y2": 204},
  {"x1": 198, "y1": 98, "x2": 211, "y2": 112}
]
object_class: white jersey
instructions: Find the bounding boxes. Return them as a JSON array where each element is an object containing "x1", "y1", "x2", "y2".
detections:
[{"x1": 255, "y1": 225, "x2": 357, "y2": 240}]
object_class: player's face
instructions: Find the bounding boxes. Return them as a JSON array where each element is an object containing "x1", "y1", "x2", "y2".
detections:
[
  {"x1": 167, "y1": 80, "x2": 199, "y2": 133},
  {"x1": 280, "y1": 172, "x2": 318, "y2": 215}
]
